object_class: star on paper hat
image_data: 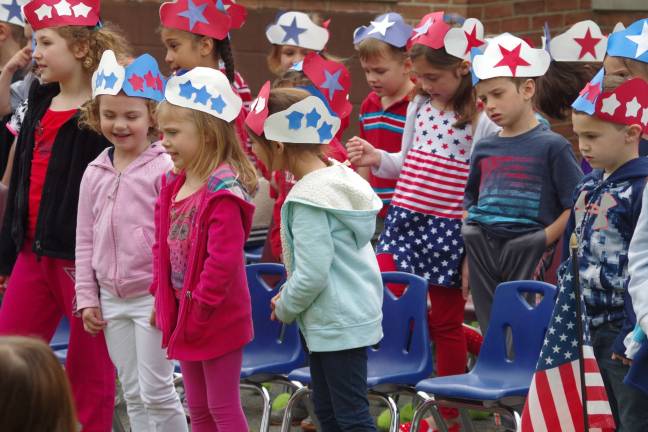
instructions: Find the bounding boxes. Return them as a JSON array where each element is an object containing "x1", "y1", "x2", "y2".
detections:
[
  {"x1": 607, "y1": 18, "x2": 648, "y2": 64},
  {"x1": 0, "y1": 0, "x2": 26, "y2": 26},
  {"x1": 547, "y1": 20, "x2": 607, "y2": 62},
  {"x1": 92, "y1": 50, "x2": 166, "y2": 102},
  {"x1": 302, "y1": 51, "x2": 351, "y2": 120},
  {"x1": 245, "y1": 80, "x2": 270, "y2": 136},
  {"x1": 444, "y1": 17, "x2": 486, "y2": 61},
  {"x1": 164, "y1": 67, "x2": 242, "y2": 122},
  {"x1": 23, "y1": 0, "x2": 99, "y2": 30},
  {"x1": 265, "y1": 11, "x2": 329, "y2": 51},
  {"x1": 471, "y1": 32, "x2": 551, "y2": 81},
  {"x1": 407, "y1": 11, "x2": 451, "y2": 50},
  {"x1": 353, "y1": 12, "x2": 412, "y2": 49},
  {"x1": 160, "y1": 0, "x2": 232, "y2": 41}
]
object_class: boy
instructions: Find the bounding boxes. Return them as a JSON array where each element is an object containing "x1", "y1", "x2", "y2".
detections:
[
  {"x1": 567, "y1": 71, "x2": 648, "y2": 430},
  {"x1": 463, "y1": 33, "x2": 583, "y2": 333},
  {"x1": 347, "y1": 12, "x2": 413, "y2": 229}
]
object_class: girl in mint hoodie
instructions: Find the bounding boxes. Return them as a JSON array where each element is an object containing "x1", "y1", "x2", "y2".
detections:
[{"x1": 246, "y1": 85, "x2": 384, "y2": 432}]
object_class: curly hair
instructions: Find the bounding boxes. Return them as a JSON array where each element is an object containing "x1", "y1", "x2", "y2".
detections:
[{"x1": 78, "y1": 95, "x2": 159, "y2": 140}]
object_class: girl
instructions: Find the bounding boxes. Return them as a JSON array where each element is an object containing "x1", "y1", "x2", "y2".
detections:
[
  {"x1": 0, "y1": 2, "x2": 131, "y2": 430},
  {"x1": 347, "y1": 13, "x2": 498, "y2": 432},
  {"x1": 75, "y1": 50, "x2": 187, "y2": 432},
  {"x1": 152, "y1": 67, "x2": 257, "y2": 431},
  {"x1": 246, "y1": 86, "x2": 383, "y2": 432}
]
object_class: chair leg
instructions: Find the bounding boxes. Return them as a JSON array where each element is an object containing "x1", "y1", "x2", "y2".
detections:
[
  {"x1": 458, "y1": 408, "x2": 476, "y2": 432},
  {"x1": 369, "y1": 392, "x2": 399, "y2": 432},
  {"x1": 280, "y1": 384, "x2": 310, "y2": 432},
  {"x1": 241, "y1": 382, "x2": 272, "y2": 432},
  {"x1": 411, "y1": 392, "x2": 447, "y2": 432}
]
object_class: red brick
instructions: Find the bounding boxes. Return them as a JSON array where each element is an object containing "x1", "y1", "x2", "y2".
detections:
[
  {"x1": 514, "y1": 1, "x2": 545, "y2": 15},
  {"x1": 547, "y1": 0, "x2": 580, "y2": 12},
  {"x1": 452, "y1": 0, "x2": 471, "y2": 4},
  {"x1": 394, "y1": 4, "x2": 432, "y2": 20},
  {"x1": 483, "y1": 19, "x2": 502, "y2": 34},
  {"x1": 564, "y1": 11, "x2": 595, "y2": 27},
  {"x1": 579, "y1": 0, "x2": 592, "y2": 8},
  {"x1": 501, "y1": 16, "x2": 530, "y2": 33},
  {"x1": 532, "y1": 13, "x2": 564, "y2": 31},
  {"x1": 485, "y1": 3, "x2": 514, "y2": 19},
  {"x1": 466, "y1": 5, "x2": 484, "y2": 20}
]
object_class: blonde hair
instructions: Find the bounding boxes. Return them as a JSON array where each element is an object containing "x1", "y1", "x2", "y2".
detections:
[
  {"x1": 356, "y1": 37, "x2": 407, "y2": 63},
  {"x1": 157, "y1": 102, "x2": 257, "y2": 194},
  {"x1": 0, "y1": 336, "x2": 77, "y2": 432},
  {"x1": 79, "y1": 93, "x2": 159, "y2": 140}
]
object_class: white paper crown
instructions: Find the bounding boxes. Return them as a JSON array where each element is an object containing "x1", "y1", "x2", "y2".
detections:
[
  {"x1": 264, "y1": 95, "x2": 340, "y2": 144},
  {"x1": 472, "y1": 33, "x2": 551, "y2": 80},
  {"x1": 265, "y1": 11, "x2": 329, "y2": 51},
  {"x1": 444, "y1": 18, "x2": 485, "y2": 61},
  {"x1": 164, "y1": 67, "x2": 242, "y2": 122},
  {"x1": 548, "y1": 20, "x2": 607, "y2": 62},
  {"x1": 0, "y1": 0, "x2": 26, "y2": 26}
]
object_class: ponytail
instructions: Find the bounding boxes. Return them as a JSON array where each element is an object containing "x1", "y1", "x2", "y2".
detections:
[{"x1": 216, "y1": 38, "x2": 236, "y2": 84}]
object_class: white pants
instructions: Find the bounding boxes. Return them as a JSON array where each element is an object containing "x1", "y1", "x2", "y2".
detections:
[{"x1": 100, "y1": 289, "x2": 187, "y2": 432}]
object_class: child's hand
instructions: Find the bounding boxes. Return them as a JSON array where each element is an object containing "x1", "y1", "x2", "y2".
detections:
[
  {"x1": 270, "y1": 292, "x2": 281, "y2": 321},
  {"x1": 149, "y1": 307, "x2": 156, "y2": 328},
  {"x1": 5, "y1": 46, "x2": 32, "y2": 75},
  {"x1": 81, "y1": 307, "x2": 106, "y2": 335},
  {"x1": 611, "y1": 352, "x2": 632, "y2": 366},
  {"x1": 346, "y1": 137, "x2": 381, "y2": 168}
]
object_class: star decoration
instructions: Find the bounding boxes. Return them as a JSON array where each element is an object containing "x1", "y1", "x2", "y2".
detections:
[
  {"x1": 305, "y1": 107, "x2": 321, "y2": 128},
  {"x1": 317, "y1": 121, "x2": 333, "y2": 141},
  {"x1": 54, "y1": 0, "x2": 72, "y2": 16},
  {"x1": 34, "y1": 4, "x2": 53, "y2": 20},
  {"x1": 103, "y1": 72, "x2": 118, "y2": 89},
  {"x1": 573, "y1": 28, "x2": 602, "y2": 60},
  {"x1": 642, "y1": 107, "x2": 648, "y2": 125},
  {"x1": 626, "y1": 21, "x2": 648, "y2": 58},
  {"x1": 144, "y1": 71, "x2": 157, "y2": 88},
  {"x1": 286, "y1": 111, "x2": 303, "y2": 130},
  {"x1": 600, "y1": 94, "x2": 621, "y2": 115},
  {"x1": 251, "y1": 96, "x2": 265, "y2": 114},
  {"x1": 463, "y1": 24, "x2": 484, "y2": 55},
  {"x1": 2, "y1": 0, "x2": 22, "y2": 23},
  {"x1": 494, "y1": 43, "x2": 530, "y2": 76},
  {"x1": 579, "y1": 80, "x2": 601, "y2": 103},
  {"x1": 367, "y1": 15, "x2": 395, "y2": 37},
  {"x1": 155, "y1": 76, "x2": 164, "y2": 91},
  {"x1": 194, "y1": 85, "x2": 211, "y2": 105},
  {"x1": 178, "y1": 0, "x2": 209, "y2": 31},
  {"x1": 320, "y1": 69, "x2": 343, "y2": 100},
  {"x1": 210, "y1": 95, "x2": 226, "y2": 113},
  {"x1": 411, "y1": 18, "x2": 432, "y2": 40},
  {"x1": 72, "y1": 1, "x2": 92, "y2": 18},
  {"x1": 625, "y1": 96, "x2": 642, "y2": 117},
  {"x1": 178, "y1": 80, "x2": 196, "y2": 99},
  {"x1": 128, "y1": 74, "x2": 144, "y2": 92},
  {"x1": 281, "y1": 16, "x2": 307, "y2": 45}
]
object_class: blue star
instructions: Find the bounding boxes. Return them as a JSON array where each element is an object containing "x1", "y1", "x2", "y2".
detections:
[
  {"x1": 103, "y1": 73, "x2": 118, "y2": 89},
  {"x1": 178, "y1": 0, "x2": 209, "y2": 31},
  {"x1": 179, "y1": 80, "x2": 196, "y2": 99},
  {"x1": 210, "y1": 95, "x2": 226, "y2": 113},
  {"x1": 216, "y1": 0, "x2": 225, "y2": 11},
  {"x1": 281, "y1": 17, "x2": 307, "y2": 44},
  {"x1": 194, "y1": 85, "x2": 211, "y2": 105},
  {"x1": 95, "y1": 72, "x2": 105, "y2": 88},
  {"x1": 305, "y1": 108, "x2": 321, "y2": 128},
  {"x1": 286, "y1": 111, "x2": 304, "y2": 130},
  {"x1": 317, "y1": 122, "x2": 333, "y2": 141},
  {"x1": 3, "y1": 0, "x2": 22, "y2": 23},
  {"x1": 320, "y1": 69, "x2": 344, "y2": 100}
]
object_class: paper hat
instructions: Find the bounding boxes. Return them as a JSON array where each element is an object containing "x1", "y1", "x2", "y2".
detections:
[
  {"x1": 92, "y1": 50, "x2": 165, "y2": 102},
  {"x1": 219, "y1": 0, "x2": 246, "y2": 30},
  {"x1": 607, "y1": 18, "x2": 648, "y2": 64},
  {"x1": 245, "y1": 80, "x2": 270, "y2": 136},
  {"x1": 546, "y1": 20, "x2": 606, "y2": 62},
  {"x1": 164, "y1": 67, "x2": 242, "y2": 122},
  {"x1": 160, "y1": 0, "x2": 233, "y2": 41},
  {"x1": 0, "y1": 0, "x2": 26, "y2": 26},
  {"x1": 353, "y1": 12, "x2": 412, "y2": 49},
  {"x1": 472, "y1": 33, "x2": 551, "y2": 80},
  {"x1": 302, "y1": 51, "x2": 351, "y2": 120},
  {"x1": 407, "y1": 12, "x2": 450, "y2": 50},
  {"x1": 23, "y1": 0, "x2": 99, "y2": 30},
  {"x1": 265, "y1": 11, "x2": 329, "y2": 51},
  {"x1": 444, "y1": 17, "x2": 486, "y2": 61},
  {"x1": 572, "y1": 68, "x2": 648, "y2": 128}
]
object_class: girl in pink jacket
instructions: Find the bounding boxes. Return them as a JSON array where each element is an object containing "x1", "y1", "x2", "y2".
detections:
[
  {"x1": 75, "y1": 51, "x2": 187, "y2": 432},
  {"x1": 152, "y1": 67, "x2": 257, "y2": 431}
]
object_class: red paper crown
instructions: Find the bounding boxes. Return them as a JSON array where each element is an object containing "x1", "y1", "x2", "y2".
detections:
[
  {"x1": 221, "y1": 0, "x2": 246, "y2": 30},
  {"x1": 594, "y1": 78, "x2": 648, "y2": 128},
  {"x1": 160, "y1": 0, "x2": 233, "y2": 40},
  {"x1": 23, "y1": 0, "x2": 100, "y2": 30},
  {"x1": 407, "y1": 12, "x2": 451, "y2": 50},
  {"x1": 245, "y1": 80, "x2": 270, "y2": 136},
  {"x1": 303, "y1": 52, "x2": 352, "y2": 120}
]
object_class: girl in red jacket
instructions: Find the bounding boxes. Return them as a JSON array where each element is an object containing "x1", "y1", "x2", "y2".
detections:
[{"x1": 151, "y1": 66, "x2": 257, "y2": 432}]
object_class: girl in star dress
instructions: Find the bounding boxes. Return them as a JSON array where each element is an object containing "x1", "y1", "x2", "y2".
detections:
[{"x1": 348, "y1": 13, "x2": 498, "y2": 431}]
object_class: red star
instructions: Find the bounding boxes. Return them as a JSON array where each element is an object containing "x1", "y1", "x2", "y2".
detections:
[
  {"x1": 144, "y1": 71, "x2": 156, "y2": 88},
  {"x1": 579, "y1": 81, "x2": 601, "y2": 102},
  {"x1": 464, "y1": 24, "x2": 484, "y2": 55},
  {"x1": 447, "y1": 128, "x2": 455, "y2": 135},
  {"x1": 156, "y1": 75, "x2": 164, "y2": 91},
  {"x1": 442, "y1": 143, "x2": 449, "y2": 149},
  {"x1": 573, "y1": 28, "x2": 602, "y2": 60},
  {"x1": 128, "y1": 74, "x2": 144, "y2": 92},
  {"x1": 494, "y1": 43, "x2": 530, "y2": 76}
]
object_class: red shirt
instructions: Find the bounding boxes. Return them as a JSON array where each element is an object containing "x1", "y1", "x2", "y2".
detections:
[
  {"x1": 27, "y1": 108, "x2": 77, "y2": 237},
  {"x1": 359, "y1": 92, "x2": 409, "y2": 218}
]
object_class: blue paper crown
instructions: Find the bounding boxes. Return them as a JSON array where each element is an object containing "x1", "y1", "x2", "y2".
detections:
[
  {"x1": 607, "y1": 18, "x2": 648, "y2": 64},
  {"x1": 95, "y1": 53, "x2": 166, "y2": 102},
  {"x1": 571, "y1": 67, "x2": 605, "y2": 114},
  {"x1": 353, "y1": 12, "x2": 412, "y2": 48}
]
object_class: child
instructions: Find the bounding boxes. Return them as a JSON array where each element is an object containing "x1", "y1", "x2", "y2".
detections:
[
  {"x1": 75, "y1": 50, "x2": 187, "y2": 432},
  {"x1": 348, "y1": 12, "x2": 496, "y2": 431},
  {"x1": 159, "y1": 0, "x2": 253, "y2": 154},
  {"x1": 565, "y1": 72, "x2": 648, "y2": 430},
  {"x1": 246, "y1": 85, "x2": 383, "y2": 432},
  {"x1": 464, "y1": 32, "x2": 582, "y2": 333},
  {"x1": 152, "y1": 67, "x2": 257, "y2": 431},
  {"x1": 353, "y1": 12, "x2": 414, "y2": 232},
  {"x1": 0, "y1": 336, "x2": 77, "y2": 432},
  {"x1": 0, "y1": 1, "x2": 131, "y2": 430}
]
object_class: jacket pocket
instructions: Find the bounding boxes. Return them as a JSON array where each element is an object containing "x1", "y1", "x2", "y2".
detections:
[{"x1": 183, "y1": 297, "x2": 214, "y2": 342}]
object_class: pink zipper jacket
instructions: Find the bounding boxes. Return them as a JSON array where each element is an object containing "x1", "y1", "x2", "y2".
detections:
[
  {"x1": 74, "y1": 143, "x2": 172, "y2": 312},
  {"x1": 151, "y1": 164, "x2": 255, "y2": 361}
]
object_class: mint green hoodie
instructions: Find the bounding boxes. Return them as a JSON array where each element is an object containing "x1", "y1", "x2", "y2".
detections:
[{"x1": 274, "y1": 162, "x2": 384, "y2": 352}]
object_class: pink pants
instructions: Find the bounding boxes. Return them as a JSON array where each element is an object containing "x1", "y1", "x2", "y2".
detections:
[
  {"x1": 179, "y1": 348, "x2": 248, "y2": 432},
  {"x1": 0, "y1": 244, "x2": 116, "y2": 432}
]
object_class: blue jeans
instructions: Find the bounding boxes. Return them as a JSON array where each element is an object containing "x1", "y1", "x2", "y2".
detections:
[
  {"x1": 309, "y1": 347, "x2": 376, "y2": 432},
  {"x1": 592, "y1": 322, "x2": 648, "y2": 431}
]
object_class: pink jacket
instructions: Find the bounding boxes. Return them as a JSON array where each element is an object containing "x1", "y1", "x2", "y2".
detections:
[
  {"x1": 75, "y1": 143, "x2": 172, "y2": 312},
  {"x1": 151, "y1": 164, "x2": 255, "y2": 361}
]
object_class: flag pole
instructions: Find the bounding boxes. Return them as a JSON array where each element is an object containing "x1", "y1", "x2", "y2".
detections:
[{"x1": 570, "y1": 233, "x2": 589, "y2": 431}]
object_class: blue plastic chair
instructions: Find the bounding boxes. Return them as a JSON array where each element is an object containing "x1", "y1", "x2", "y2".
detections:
[
  {"x1": 411, "y1": 280, "x2": 557, "y2": 432},
  {"x1": 281, "y1": 272, "x2": 433, "y2": 432}
]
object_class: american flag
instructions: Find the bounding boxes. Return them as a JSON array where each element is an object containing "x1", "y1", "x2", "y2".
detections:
[{"x1": 521, "y1": 270, "x2": 616, "y2": 432}]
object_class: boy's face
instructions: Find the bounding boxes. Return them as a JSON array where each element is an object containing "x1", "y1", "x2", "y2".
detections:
[
  {"x1": 360, "y1": 53, "x2": 411, "y2": 99},
  {"x1": 476, "y1": 77, "x2": 533, "y2": 130},
  {"x1": 572, "y1": 111, "x2": 639, "y2": 173},
  {"x1": 279, "y1": 45, "x2": 311, "y2": 72}
]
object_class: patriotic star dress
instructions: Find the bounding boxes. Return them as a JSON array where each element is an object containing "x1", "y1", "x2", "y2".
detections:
[{"x1": 377, "y1": 101, "x2": 473, "y2": 288}]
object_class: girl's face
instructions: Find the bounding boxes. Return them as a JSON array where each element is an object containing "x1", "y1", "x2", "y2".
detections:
[
  {"x1": 279, "y1": 45, "x2": 311, "y2": 72},
  {"x1": 360, "y1": 54, "x2": 412, "y2": 98},
  {"x1": 158, "y1": 105, "x2": 200, "y2": 172},
  {"x1": 98, "y1": 93, "x2": 153, "y2": 154},
  {"x1": 411, "y1": 56, "x2": 468, "y2": 107},
  {"x1": 251, "y1": 137, "x2": 283, "y2": 172},
  {"x1": 161, "y1": 27, "x2": 204, "y2": 74},
  {"x1": 32, "y1": 28, "x2": 81, "y2": 83}
]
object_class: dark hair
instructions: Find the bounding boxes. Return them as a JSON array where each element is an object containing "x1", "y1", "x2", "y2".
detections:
[
  {"x1": 356, "y1": 38, "x2": 407, "y2": 63},
  {"x1": 535, "y1": 61, "x2": 599, "y2": 120},
  {"x1": 409, "y1": 44, "x2": 475, "y2": 128},
  {"x1": 185, "y1": 32, "x2": 236, "y2": 83}
]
